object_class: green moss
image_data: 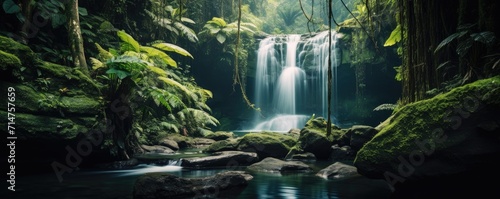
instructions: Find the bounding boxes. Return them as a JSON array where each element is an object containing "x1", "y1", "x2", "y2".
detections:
[
  {"x1": 0, "y1": 82, "x2": 42, "y2": 113},
  {"x1": 60, "y1": 95, "x2": 101, "y2": 115},
  {"x1": 0, "y1": 36, "x2": 36, "y2": 65},
  {"x1": 204, "y1": 138, "x2": 241, "y2": 152},
  {"x1": 37, "y1": 61, "x2": 100, "y2": 90},
  {"x1": 0, "y1": 50, "x2": 22, "y2": 70},
  {"x1": 355, "y1": 76, "x2": 500, "y2": 169},
  {"x1": 0, "y1": 110, "x2": 92, "y2": 140},
  {"x1": 236, "y1": 132, "x2": 298, "y2": 158}
]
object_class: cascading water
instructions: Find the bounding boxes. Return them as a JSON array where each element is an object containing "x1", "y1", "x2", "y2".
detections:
[{"x1": 253, "y1": 31, "x2": 340, "y2": 131}]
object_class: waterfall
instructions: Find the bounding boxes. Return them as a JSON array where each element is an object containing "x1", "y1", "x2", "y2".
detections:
[{"x1": 253, "y1": 31, "x2": 340, "y2": 131}]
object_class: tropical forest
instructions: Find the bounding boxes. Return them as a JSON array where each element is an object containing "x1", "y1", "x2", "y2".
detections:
[{"x1": 1, "y1": 0, "x2": 500, "y2": 198}]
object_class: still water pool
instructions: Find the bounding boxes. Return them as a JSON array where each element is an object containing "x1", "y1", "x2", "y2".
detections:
[{"x1": 5, "y1": 150, "x2": 391, "y2": 199}]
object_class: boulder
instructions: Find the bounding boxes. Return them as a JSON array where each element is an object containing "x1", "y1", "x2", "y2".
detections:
[
  {"x1": 329, "y1": 145, "x2": 355, "y2": 161},
  {"x1": 141, "y1": 145, "x2": 175, "y2": 154},
  {"x1": 204, "y1": 138, "x2": 241, "y2": 152},
  {"x1": 298, "y1": 117, "x2": 345, "y2": 159},
  {"x1": 158, "y1": 138, "x2": 179, "y2": 151},
  {"x1": 181, "y1": 151, "x2": 259, "y2": 168},
  {"x1": 354, "y1": 76, "x2": 500, "y2": 189},
  {"x1": 204, "y1": 131, "x2": 235, "y2": 141},
  {"x1": 347, "y1": 125, "x2": 378, "y2": 151},
  {"x1": 133, "y1": 171, "x2": 253, "y2": 199},
  {"x1": 316, "y1": 162, "x2": 359, "y2": 180},
  {"x1": 247, "y1": 157, "x2": 312, "y2": 173},
  {"x1": 290, "y1": 152, "x2": 316, "y2": 161},
  {"x1": 237, "y1": 132, "x2": 297, "y2": 159},
  {"x1": 191, "y1": 138, "x2": 216, "y2": 148}
]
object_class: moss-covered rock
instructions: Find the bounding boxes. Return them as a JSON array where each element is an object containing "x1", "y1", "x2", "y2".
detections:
[
  {"x1": 0, "y1": 50, "x2": 21, "y2": 70},
  {"x1": 204, "y1": 138, "x2": 241, "y2": 152},
  {"x1": 36, "y1": 61, "x2": 100, "y2": 92},
  {"x1": 0, "y1": 110, "x2": 93, "y2": 140},
  {"x1": 0, "y1": 36, "x2": 36, "y2": 65},
  {"x1": 237, "y1": 132, "x2": 297, "y2": 159},
  {"x1": 204, "y1": 131, "x2": 235, "y2": 141},
  {"x1": 354, "y1": 76, "x2": 500, "y2": 183},
  {"x1": 297, "y1": 117, "x2": 346, "y2": 160}
]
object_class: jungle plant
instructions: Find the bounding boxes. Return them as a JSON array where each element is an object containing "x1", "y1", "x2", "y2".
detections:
[
  {"x1": 145, "y1": 0, "x2": 198, "y2": 43},
  {"x1": 199, "y1": 17, "x2": 256, "y2": 45},
  {"x1": 434, "y1": 24, "x2": 498, "y2": 83},
  {"x1": 278, "y1": 7, "x2": 302, "y2": 27},
  {"x1": 92, "y1": 30, "x2": 218, "y2": 159}
]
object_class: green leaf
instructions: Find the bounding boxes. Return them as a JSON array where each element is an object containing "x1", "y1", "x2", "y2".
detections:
[
  {"x1": 51, "y1": 14, "x2": 66, "y2": 28},
  {"x1": 152, "y1": 43, "x2": 194, "y2": 58},
  {"x1": 209, "y1": 17, "x2": 227, "y2": 27},
  {"x1": 117, "y1": 30, "x2": 140, "y2": 52},
  {"x1": 383, "y1": 25, "x2": 401, "y2": 47},
  {"x1": 106, "y1": 68, "x2": 130, "y2": 79},
  {"x1": 140, "y1": 46, "x2": 177, "y2": 67},
  {"x1": 434, "y1": 31, "x2": 468, "y2": 54},
  {"x1": 78, "y1": 7, "x2": 88, "y2": 16},
  {"x1": 216, "y1": 34, "x2": 226, "y2": 44},
  {"x1": 471, "y1": 31, "x2": 496, "y2": 46},
  {"x1": 3, "y1": 0, "x2": 21, "y2": 14}
]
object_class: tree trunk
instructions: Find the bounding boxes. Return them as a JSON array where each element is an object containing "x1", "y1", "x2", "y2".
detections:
[{"x1": 67, "y1": 0, "x2": 89, "y2": 76}]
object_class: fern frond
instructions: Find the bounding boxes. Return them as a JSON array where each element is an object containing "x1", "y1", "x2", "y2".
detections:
[
  {"x1": 184, "y1": 108, "x2": 220, "y2": 126},
  {"x1": 90, "y1": 57, "x2": 104, "y2": 70},
  {"x1": 158, "y1": 76, "x2": 198, "y2": 101},
  {"x1": 95, "y1": 43, "x2": 114, "y2": 61}
]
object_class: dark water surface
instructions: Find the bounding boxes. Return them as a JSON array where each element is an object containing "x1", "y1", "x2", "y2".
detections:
[{"x1": 4, "y1": 149, "x2": 391, "y2": 199}]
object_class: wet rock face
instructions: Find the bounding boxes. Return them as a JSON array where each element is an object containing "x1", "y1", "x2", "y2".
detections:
[
  {"x1": 354, "y1": 76, "x2": 500, "y2": 189},
  {"x1": 158, "y1": 138, "x2": 179, "y2": 151},
  {"x1": 133, "y1": 171, "x2": 253, "y2": 199},
  {"x1": 141, "y1": 145, "x2": 175, "y2": 154},
  {"x1": 247, "y1": 157, "x2": 312, "y2": 173},
  {"x1": 347, "y1": 125, "x2": 378, "y2": 151},
  {"x1": 316, "y1": 162, "x2": 359, "y2": 180},
  {"x1": 181, "y1": 151, "x2": 259, "y2": 168}
]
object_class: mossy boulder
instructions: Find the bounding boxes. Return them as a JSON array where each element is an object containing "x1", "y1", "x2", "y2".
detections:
[
  {"x1": 354, "y1": 76, "x2": 500, "y2": 184},
  {"x1": 204, "y1": 131, "x2": 235, "y2": 141},
  {"x1": 204, "y1": 138, "x2": 241, "y2": 152},
  {"x1": 236, "y1": 132, "x2": 297, "y2": 159},
  {"x1": 297, "y1": 117, "x2": 346, "y2": 159},
  {"x1": 0, "y1": 50, "x2": 21, "y2": 70},
  {"x1": 0, "y1": 111, "x2": 93, "y2": 140},
  {"x1": 0, "y1": 36, "x2": 36, "y2": 66},
  {"x1": 346, "y1": 125, "x2": 378, "y2": 151}
]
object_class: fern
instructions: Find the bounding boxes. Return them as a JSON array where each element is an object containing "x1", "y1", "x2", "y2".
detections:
[
  {"x1": 183, "y1": 108, "x2": 220, "y2": 127},
  {"x1": 158, "y1": 76, "x2": 198, "y2": 102},
  {"x1": 95, "y1": 43, "x2": 114, "y2": 61}
]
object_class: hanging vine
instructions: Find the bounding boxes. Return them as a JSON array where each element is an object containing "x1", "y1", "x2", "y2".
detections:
[{"x1": 232, "y1": 0, "x2": 260, "y2": 112}]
